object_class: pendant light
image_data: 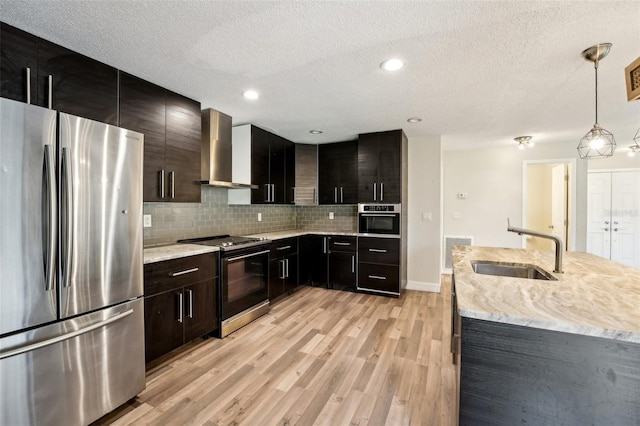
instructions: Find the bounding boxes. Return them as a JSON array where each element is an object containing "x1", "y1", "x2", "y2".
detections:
[
  {"x1": 577, "y1": 43, "x2": 616, "y2": 159},
  {"x1": 629, "y1": 127, "x2": 640, "y2": 157}
]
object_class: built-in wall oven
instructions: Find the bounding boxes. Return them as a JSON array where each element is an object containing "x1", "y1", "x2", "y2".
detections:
[
  {"x1": 178, "y1": 235, "x2": 270, "y2": 337},
  {"x1": 358, "y1": 204, "x2": 401, "y2": 237}
]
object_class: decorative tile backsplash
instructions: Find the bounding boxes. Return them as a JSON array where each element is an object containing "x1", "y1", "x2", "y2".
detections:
[{"x1": 143, "y1": 187, "x2": 357, "y2": 246}]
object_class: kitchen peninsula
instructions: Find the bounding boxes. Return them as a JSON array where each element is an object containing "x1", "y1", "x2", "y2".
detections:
[{"x1": 452, "y1": 246, "x2": 640, "y2": 425}]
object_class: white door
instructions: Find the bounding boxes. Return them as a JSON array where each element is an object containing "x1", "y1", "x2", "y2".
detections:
[
  {"x1": 586, "y1": 173, "x2": 611, "y2": 259},
  {"x1": 610, "y1": 171, "x2": 640, "y2": 268},
  {"x1": 587, "y1": 171, "x2": 640, "y2": 268}
]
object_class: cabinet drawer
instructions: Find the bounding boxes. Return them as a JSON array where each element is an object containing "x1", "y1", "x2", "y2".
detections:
[
  {"x1": 358, "y1": 263, "x2": 399, "y2": 295},
  {"x1": 144, "y1": 253, "x2": 218, "y2": 296},
  {"x1": 358, "y1": 237, "x2": 400, "y2": 265},
  {"x1": 270, "y1": 238, "x2": 298, "y2": 259},
  {"x1": 328, "y1": 236, "x2": 356, "y2": 253}
]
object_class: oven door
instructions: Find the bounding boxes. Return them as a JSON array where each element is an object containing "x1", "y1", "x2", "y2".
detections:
[
  {"x1": 358, "y1": 213, "x2": 400, "y2": 236},
  {"x1": 221, "y1": 247, "x2": 269, "y2": 320}
]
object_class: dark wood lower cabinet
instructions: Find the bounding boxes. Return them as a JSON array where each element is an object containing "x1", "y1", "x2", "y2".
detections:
[
  {"x1": 143, "y1": 253, "x2": 218, "y2": 363},
  {"x1": 269, "y1": 238, "x2": 298, "y2": 301},
  {"x1": 357, "y1": 237, "x2": 400, "y2": 296},
  {"x1": 299, "y1": 235, "x2": 327, "y2": 286}
]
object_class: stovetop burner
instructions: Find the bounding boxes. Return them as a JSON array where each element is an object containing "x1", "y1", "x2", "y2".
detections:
[{"x1": 177, "y1": 234, "x2": 270, "y2": 251}]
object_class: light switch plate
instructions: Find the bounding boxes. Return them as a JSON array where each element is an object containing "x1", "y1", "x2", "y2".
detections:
[
  {"x1": 422, "y1": 212, "x2": 432, "y2": 221},
  {"x1": 143, "y1": 214, "x2": 152, "y2": 228}
]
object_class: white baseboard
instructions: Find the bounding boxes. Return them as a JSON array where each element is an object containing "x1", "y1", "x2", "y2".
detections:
[{"x1": 406, "y1": 280, "x2": 441, "y2": 293}]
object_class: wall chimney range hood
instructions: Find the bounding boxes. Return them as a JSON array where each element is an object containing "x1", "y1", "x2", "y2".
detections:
[{"x1": 200, "y1": 108, "x2": 256, "y2": 189}]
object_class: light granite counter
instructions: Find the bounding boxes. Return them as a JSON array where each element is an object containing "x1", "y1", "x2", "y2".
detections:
[
  {"x1": 452, "y1": 245, "x2": 640, "y2": 343},
  {"x1": 144, "y1": 244, "x2": 219, "y2": 264},
  {"x1": 244, "y1": 230, "x2": 358, "y2": 240}
]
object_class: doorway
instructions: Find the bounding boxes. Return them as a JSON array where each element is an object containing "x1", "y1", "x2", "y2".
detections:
[
  {"x1": 586, "y1": 170, "x2": 640, "y2": 268},
  {"x1": 522, "y1": 159, "x2": 576, "y2": 251}
]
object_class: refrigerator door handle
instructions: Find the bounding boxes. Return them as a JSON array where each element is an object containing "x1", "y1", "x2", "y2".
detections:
[
  {"x1": 44, "y1": 144, "x2": 57, "y2": 292},
  {"x1": 62, "y1": 147, "x2": 74, "y2": 288},
  {"x1": 0, "y1": 309, "x2": 134, "y2": 360}
]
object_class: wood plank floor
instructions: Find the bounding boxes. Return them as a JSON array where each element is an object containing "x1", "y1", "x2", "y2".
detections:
[{"x1": 94, "y1": 276, "x2": 456, "y2": 426}]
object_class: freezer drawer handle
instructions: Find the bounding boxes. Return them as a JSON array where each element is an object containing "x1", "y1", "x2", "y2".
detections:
[
  {"x1": 0, "y1": 309, "x2": 134, "y2": 360},
  {"x1": 368, "y1": 275, "x2": 387, "y2": 280},
  {"x1": 169, "y1": 267, "x2": 199, "y2": 277}
]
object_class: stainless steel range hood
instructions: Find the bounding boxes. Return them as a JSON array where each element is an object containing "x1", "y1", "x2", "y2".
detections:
[{"x1": 200, "y1": 108, "x2": 256, "y2": 189}]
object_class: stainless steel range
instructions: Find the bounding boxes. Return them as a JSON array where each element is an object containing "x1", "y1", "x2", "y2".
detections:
[{"x1": 178, "y1": 235, "x2": 271, "y2": 337}]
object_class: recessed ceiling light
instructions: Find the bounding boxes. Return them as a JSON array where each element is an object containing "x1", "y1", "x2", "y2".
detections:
[
  {"x1": 309, "y1": 130, "x2": 323, "y2": 134},
  {"x1": 243, "y1": 90, "x2": 259, "y2": 100},
  {"x1": 380, "y1": 58, "x2": 404, "y2": 72},
  {"x1": 407, "y1": 117, "x2": 422, "y2": 123}
]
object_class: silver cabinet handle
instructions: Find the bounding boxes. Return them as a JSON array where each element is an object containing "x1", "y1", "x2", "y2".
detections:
[
  {"x1": 313, "y1": 187, "x2": 317, "y2": 204},
  {"x1": 368, "y1": 248, "x2": 387, "y2": 253},
  {"x1": 169, "y1": 171, "x2": 176, "y2": 199},
  {"x1": 225, "y1": 249, "x2": 270, "y2": 263},
  {"x1": 44, "y1": 145, "x2": 57, "y2": 292},
  {"x1": 62, "y1": 147, "x2": 73, "y2": 288},
  {"x1": 186, "y1": 289, "x2": 193, "y2": 319},
  {"x1": 159, "y1": 170, "x2": 166, "y2": 198},
  {"x1": 26, "y1": 67, "x2": 31, "y2": 104},
  {"x1": 177, "y1": 293, "x2": 184, "y2": 323},
  {"x1": 285, "y1": 258, "x2": 289, "y2": 278},
  {"x1": 380, "y1": 183, "x2": 384, "y2": 201},
  {"x1": 373, "y1": 183, "x2": 377, "y2": 201},
  {"x1": 292, "y1": 187, "x2": 296, "y2": 203},
  {"x1": 169, "y1": 267, "x2": 199, "y2": 277},
  {"x1": 351, "y1": 255, "x2": 355, "y2": 273},
  {"x1": 334, "y1": 242, "x2": 351, "y2": 246},
  {"x1": 279, "y1": 259, "x2": 286, "y2": 279},
  {"x1": 334, "y1": 187, "x2": 338, "y2": 203},
  {"x1": 272, "y1": 184, "x2": 276, "y2": 202},
  {"x1": 323, "y1": 237, "x2": 327, "y2": 254},
  {"x1": 47, "y1": 75, "x2": 53, "y2": 109},
  {"x1": 0, "y1": 309, "x2": 133, "y2": 360},
  {"x1": 277, "y1": 245, "x2": 292, "y2": 251},
  {"x1": 340, "y1": 187, "x2": 344, "y2": 203},
  {"x1": 368, "y1": 275, "x2": 386, "y2": 280}
]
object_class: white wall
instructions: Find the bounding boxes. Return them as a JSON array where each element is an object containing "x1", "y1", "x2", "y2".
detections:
[
  {"x1": 442, "y1": 138, "x2": 589, "y2": 252},
  {"x1": 407, "y1": 135, "x2": 442, "y2": 292},
  {"x1": 587, "y1": 151, "x2": 640, "y2": 170}
]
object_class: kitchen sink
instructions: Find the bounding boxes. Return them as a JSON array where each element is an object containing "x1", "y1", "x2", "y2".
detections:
[{"x1": 471, "y1": 261, "x2": 557, "y2": 281}]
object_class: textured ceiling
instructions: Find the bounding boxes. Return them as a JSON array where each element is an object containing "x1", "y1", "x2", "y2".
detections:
[{"x1": 1, "y1": 1, "x2": 639, "y2": 150}]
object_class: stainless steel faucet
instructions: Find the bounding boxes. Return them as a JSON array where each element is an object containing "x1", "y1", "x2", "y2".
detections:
[{"x1": 507, "y1": 219, "x2": 564, "y2": 273}]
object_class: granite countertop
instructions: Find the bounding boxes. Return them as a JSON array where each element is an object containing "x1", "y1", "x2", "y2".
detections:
[
  {"x1": 143, "y1": 230, "x2": 358, "y2": 263},
  {"x1": 144, "y1": 244, "x2": 219, "y2": 264},
  {"x1": 244, "y1": 230, "x2": 358, "y2": 240},
  {"x1": 452, "y1": 245, "x2": 640, "y2": 343}
]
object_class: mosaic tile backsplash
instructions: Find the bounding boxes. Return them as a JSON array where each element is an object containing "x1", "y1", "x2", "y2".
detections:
[{"x1": 143, "y1": 187, "x2": 357, "y2": 246}]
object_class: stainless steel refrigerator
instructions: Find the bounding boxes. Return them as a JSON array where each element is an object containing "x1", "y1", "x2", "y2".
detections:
[{"x1": 0, "y1": 97, "x2": 145, "y2": 425}]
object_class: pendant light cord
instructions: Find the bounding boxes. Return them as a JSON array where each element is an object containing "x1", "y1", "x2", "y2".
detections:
[{"x1": 594, "y1": 61, "x2": 598, "y2": 125}]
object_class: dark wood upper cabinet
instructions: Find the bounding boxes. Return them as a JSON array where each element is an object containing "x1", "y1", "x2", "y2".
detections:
[
  {"x1": 1, "y1": 22, "x2": 118, "y2": 125},
  {"x1": 358, "y1": 129, "x2": 404, "y2": 203},
  {"x1": 119, "y1": 72, "x2": 201, "y2": 203},
  {"x1": 318, "y1": 140, "x2": 358, "y2": 204},
  {"x1": 0, "y1": 23, "x2": 38, "y2": 103},
  {"x1": 249, "y1": 126, "x2": 295, "y2": 205}
]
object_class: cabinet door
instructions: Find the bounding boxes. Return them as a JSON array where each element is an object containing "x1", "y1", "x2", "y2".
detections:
[
  {"x1": 377, "y1": 130, "x2": 402, "y2": 203},
  {"x1": 358, "y1": 133, "x2": 379, "y2": 202},
  {"x1": 36, "y1": 39, "x2": 118, "y2": 125},
  {"x1": 165, "y1": 91, "x2": 201, "y2": 202},
  {"x1": 294, "y1": 144, "x2": 318, "y2": 205},
  {"x1": 184, "y1": 279, "x2": 217, "y2": 342},
  {"x1": 299, "y1": 235, "x2": 327, "y2": 285},
  {"x1": 269, "y1": 258, "x2": 285, "y2": 300},
  {"x1": 119, "y1": 72, "x2": 167, "y2": 202},
  {"x1": 358, "y1": 263, "x2": 399, "y2": 295},
  {"x1": 284, "y1": 138, "x2": 296, "y2": 204},
  {"x1": 270, "y1": 135, "x2": 286, "y2": 204},
  {"x1": 251, "y1": 126, "x2": 271, "y2": 204},
  {"x1": 318, "y1": 141, "x2": 358, "y2": 204},
  {"x1": 144, "y1": 291, "x2": 184, "y2": 362},
  {"x1": 328, "y1": 251, "x2": 356, "y2": 291},
  {"x1": 284, "y1": 254, "x2": 298, "y2": 294},
  {"x1": 0, "y1": 23, "x2": 38, "y2": 103}
]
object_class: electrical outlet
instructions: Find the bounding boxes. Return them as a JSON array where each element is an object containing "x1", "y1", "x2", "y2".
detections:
[
  {"x1": 329, "y1": 212, "x2": 335, "y2": 220},
  {"x1": 143, "y1": 214, "x2": 152, "y2": 228},
  {"x1": 258, "y1": 213, "x2": 262, "y2": 222}
]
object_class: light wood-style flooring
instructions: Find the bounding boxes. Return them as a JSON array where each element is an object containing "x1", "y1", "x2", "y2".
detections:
[{"x1": 95, "y1": 277, "x2": 456, "y2": 425}]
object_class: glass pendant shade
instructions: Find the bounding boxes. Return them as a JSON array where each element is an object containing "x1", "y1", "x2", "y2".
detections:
[{"x1": 577, "y1": 124, "x2": 616, "y2": 158}]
